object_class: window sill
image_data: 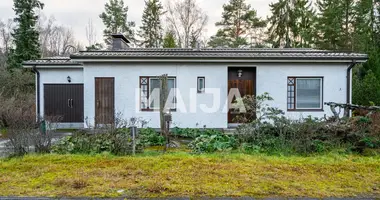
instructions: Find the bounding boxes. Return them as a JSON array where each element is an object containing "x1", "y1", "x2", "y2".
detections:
[
  {"x1": 287, "y1": 109, "x2": 324, "y2": 112},
  {"x1": 141, "y1": 109, "x2": 177, "y2": 112}
]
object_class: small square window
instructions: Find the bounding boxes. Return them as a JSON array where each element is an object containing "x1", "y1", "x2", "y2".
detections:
[
  {"x1": 197, "y1": 77, "x2": 205, "y2": 93},
  {"x1": 287, "y1": 77, "x2": 323, "y2": 111},
  {"x1": 140, "y1": 76, "x2": 176, "y2": 111}
]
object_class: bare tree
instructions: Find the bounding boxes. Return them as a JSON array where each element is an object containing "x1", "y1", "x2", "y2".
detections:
[
  {"x1": 166, "y1": 0, "x2": 208, "y2": 48},
  {"x1": 0, "y1": 19, "x2": 14, "y2": 68},
  {"x1": 85, "y1": 19, "x2": 97, "y2": 47},
  {"x1": 0, "y1": 19, "x2": 13, "y2": 54},
  {"x1": 38, "y1": 14, "x2": 78, "y2": 57}
]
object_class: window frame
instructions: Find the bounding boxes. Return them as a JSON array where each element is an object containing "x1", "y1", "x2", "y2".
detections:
[
  {"x1": 287, "y1": 76, "x2": 324, "y2": 112},
  {"x1": 140, "y1": 76, "x2": 177, "y2": 112},
  {"x1": 197, "y1": 76, "x2": 205, "y2": 93}
]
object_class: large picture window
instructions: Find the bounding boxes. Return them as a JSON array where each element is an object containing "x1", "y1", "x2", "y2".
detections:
[
  {"x1": 140, "y1": 76, "x2": 176, "y2": 111},
  {"x1": 287, "y1": 77, "x2": 323, "y2": 111}
]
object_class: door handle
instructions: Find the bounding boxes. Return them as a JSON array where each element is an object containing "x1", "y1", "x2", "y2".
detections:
[
  {"x1": 68, "y1": 99, "x2": 71, "y2": 108},
  {"x1": 71, "y1": 99, "x2": 74, "y2": 108}
]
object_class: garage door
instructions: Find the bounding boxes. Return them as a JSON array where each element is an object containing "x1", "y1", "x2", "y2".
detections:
[{"x1": 44, "y1": 84, "x2": 84, "y2": 123}]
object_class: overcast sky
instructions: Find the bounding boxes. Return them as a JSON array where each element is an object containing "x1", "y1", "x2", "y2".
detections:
[{"x1": 0, "y1": 0, "x2": 276, "y2": 46}]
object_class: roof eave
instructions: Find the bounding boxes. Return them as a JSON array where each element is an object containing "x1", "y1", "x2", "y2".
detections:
[
  {"x1": 70, "y1": 56, "x2": 368, "y2": 63},
  {"x1": 23, "y1": 63, "x2": 83, "y2": 69}
]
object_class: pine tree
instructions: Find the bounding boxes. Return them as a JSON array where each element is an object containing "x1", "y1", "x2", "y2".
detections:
[
  {"x1": 294, "y1": 0, "x2": 316, "y2": 47},
  {"x1": 99, "y1": 0, "x2": 135, "y2": 45},
  {"x1": 315, "y1": 0, "x2": 355, "y2": 50},
  {"x1": 208, "y1": 0, "x2": 266, "y2": 48},
  {"x1": 267, "y1": 0, "x2": 315, "y2": 48},
  {"x1": 352, "y1": 0, "x2": 375, "y2": 51},
  {"x1": 7, "y1": 0, "x2": 44, "y2": 69},
  {"x1": 138, "y1": 0, "x2": 164, "y2": 48},
  {"x1": 162, "y1": 31, "x2": 177, "y2": 48}
]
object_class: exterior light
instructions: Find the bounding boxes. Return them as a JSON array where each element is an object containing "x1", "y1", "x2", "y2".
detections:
[
  {"x1": 237, "y1": 69, "x2": 243, "y2": 78},
  {"x1": 67, "y1": 76, "x2": 71, "y2": 83}
]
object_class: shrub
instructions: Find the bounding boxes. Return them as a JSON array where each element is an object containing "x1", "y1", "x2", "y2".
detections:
[
  {"x1": 236, "y1": 111, "x2": 380, "y2": 155},
  {"x1": 52, "y1": 129, "x2": 143, "y2": 155},
  {"x1": 172, "y1": 127, "x2": 203, "y2": 138},
  {"x1": 188, "y1": 130, "x2": 237, "y2": 153},
  {"x1": 139, "y1": 128, "x2": 165, "y2": 147},
  {"x1": 0, "y1": 92, "x2": 59, "y2": 156}
]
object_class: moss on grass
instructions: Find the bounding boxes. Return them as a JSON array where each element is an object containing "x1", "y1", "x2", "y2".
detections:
[{"x1": 0, "y1": 153, "x2": 379, "y2": 198}]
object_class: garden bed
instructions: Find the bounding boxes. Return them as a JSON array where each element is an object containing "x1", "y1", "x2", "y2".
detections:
[{"x1": 0, "y1": 152, "x2": 378, "y2": 198}]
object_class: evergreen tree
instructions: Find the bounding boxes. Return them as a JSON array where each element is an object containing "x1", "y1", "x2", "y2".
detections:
[
  {"x1": 353, "y1": 69, "x2": 380, "y2": 105},
  {"x1": 162, "y1": 31, "x2": 177, "y2": 48},
  {"x1": 352, "y1": 0, "x2": 375, "y2": 52},
  {"x1": 7, "y1": 0, "x2": 44, "y2": 69},
  {"x1": 315, "y1": 0, "x2": 355, "y2": 50},
  {"x1": 294, "y1": 0, "x2": 316, "y2": 47},
  {"x1": 138, "y1": 0, "x2": 164, "y2": 48},
  {"x1": 351, "y1": 1, "x2": 380, "y2": 105},
  {"x1": 267, "y1": 0, "x2": 315, "y2": 48},
  {"x1": 99, "y1": 0, "x2": 135, "y2": 45},
  {"x1": 208, "y1": 30, "x2": 230, "y2": 48},
  {"x1": 208, "y1": 0, "x2": 266, "y2": 48}
]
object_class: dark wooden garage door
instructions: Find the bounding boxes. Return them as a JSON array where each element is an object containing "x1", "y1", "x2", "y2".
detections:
[
  {"x1": 44, "y1": 84, "x2": 84, "y2": 123},
  {"x1": 95, "y1": 77, "x2": 115, "y2": 125}
]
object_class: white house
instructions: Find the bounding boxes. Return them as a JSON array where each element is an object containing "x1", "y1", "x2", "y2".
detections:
[{"x1": 23, "y1": 34, "x2": 368, "y2": 129}]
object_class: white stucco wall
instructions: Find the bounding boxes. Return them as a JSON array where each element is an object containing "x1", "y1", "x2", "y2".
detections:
[
  {"x1": 255, "y1": 63, "x2": 349, "y2": 120},
  {"x1": 38, "y1": 68, "x2": 83, "y2": 128},
  {"x1": 83, "y1": 62, "x2": 349, "y2": 128},
  {"x1": 36, "y1": 62, "x2": 350, "y2": 129},
  {"x1": 83, "y1": 63, "x2": 228, "y2": 129}
]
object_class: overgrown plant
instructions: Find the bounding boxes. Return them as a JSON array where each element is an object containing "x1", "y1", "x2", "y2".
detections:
[
  {"x1": 172, "y1": 127, "x2": 204, "y2": 139},
  {"x1": 139, "y1": 128, "x2": 165, "y2": 147},
  {"x1": 188, "y1": 129, "x2": 237, "y2": 153},
  {"x1": 232, "y1": 92, "x2": 283, "y2": 123},
  {"x1": 236, "y1": 103, "x2": 380, "y2": 155},
  {"x1": 52, "y1": 128, "x2": 143, "y2": 155},
  {"x1": 0, "y1": 93, "x2": 35, "y2": 156}
]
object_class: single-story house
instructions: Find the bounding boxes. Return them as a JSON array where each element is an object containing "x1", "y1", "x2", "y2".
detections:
[{"x1": 23, "y1": 34, "x2": 368, "y2": 129}]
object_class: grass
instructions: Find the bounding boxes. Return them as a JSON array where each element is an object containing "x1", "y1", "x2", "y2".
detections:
[{"x1": 0, "y1": 151, "x2": 379, "y2": 198}]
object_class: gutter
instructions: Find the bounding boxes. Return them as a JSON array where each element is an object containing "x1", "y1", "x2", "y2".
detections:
[
  {"x1": 346, "y1": 61, "x2": 357, "y2": 117},
  {"x1": 31, "y1": 65, "x2": 41, "y2": 123}
]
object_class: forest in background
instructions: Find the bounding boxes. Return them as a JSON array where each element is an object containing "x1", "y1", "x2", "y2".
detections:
[{"x1": 0, "y1": 0, "x2": 380, "y2": 106}]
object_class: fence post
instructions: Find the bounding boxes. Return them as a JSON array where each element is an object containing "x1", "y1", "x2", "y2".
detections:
[{"x1": 130, "y1": 125, "x2": 137, "y2": 155}]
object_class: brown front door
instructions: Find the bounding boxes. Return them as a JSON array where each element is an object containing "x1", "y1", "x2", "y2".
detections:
[
  {"x1": 228, "y1": 68, "x2": 256, "y2": 123},
  {"x1": 95, "y1": 77, "x2": 115, "y2": 125}
]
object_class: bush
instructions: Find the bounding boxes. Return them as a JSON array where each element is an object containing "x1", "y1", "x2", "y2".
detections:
[
  {"x1": 172, "y1": 127, "x2": 204, "y2": 138},
  {"x1": 236, "y1": 111, "x2": 380, "y2": 155},
  {"x1": 139, "y1": 128, "x2": 165, "y2": 147},
  {"x1": 188, "y1": 129, "x2": 237, "y2": 153},
  {"x1": 0, "y1": 92, "x2": 60, "y2": 156},
  {"x1": 52, "y1": 129, "x2": 143, "y2": 155}
]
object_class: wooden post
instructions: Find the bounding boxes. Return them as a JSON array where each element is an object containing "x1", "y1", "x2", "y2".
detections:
[
  {"x1": 159, "y1": 74, "x2": 168, "y2": 135},
  {"x1": 130, "y1": 126, "x2": 137, "y2": 155}
]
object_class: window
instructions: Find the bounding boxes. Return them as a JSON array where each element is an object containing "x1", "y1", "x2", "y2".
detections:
[
  {"x1": 197, "y1": 77, "x2": 205, "y2": 93},
  {"x1": 140, "y1": 76, "x2": 176, "y2": 111},
  {"x1": 287, "y1": 77, "x2": 323, "y2": 111}
]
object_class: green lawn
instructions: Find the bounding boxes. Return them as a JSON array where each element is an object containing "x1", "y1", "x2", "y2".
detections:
[{"x1": 0, "y1": 152, "x2": 379, "y2": 198}]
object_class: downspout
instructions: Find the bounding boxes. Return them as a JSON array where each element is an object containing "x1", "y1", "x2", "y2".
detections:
[
  {"x1": 31, "y1": 65, "x2": 41, "y2": 123},
  {"x1": 346, "y1": 60, "x2": 357, "y2": 117}
]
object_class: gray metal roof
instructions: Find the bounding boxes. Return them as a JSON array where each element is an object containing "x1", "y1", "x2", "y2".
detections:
[
  {"x1": 23, "y1": 57, "x2": 82, "y2": 66},
  {"x1": 70, "y1": 48, "x2": 368, "y2": 61},
  {"x1": 23, "y1": 48, "x2": 368, "y2": 66}
]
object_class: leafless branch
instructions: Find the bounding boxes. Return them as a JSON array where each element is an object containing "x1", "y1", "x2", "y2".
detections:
[{"x1": 165, "y1": 0, "x2": 208, "y2": 48}]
